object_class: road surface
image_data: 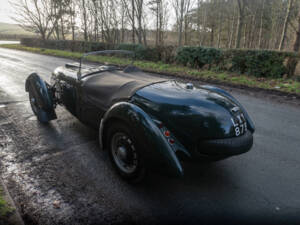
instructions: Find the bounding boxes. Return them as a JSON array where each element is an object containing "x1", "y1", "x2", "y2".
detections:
[{"x1": 0, "y1": 45, "x2": 300, "y2": 225}]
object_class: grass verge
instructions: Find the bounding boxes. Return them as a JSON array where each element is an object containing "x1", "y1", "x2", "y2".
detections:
[
  {"x1": 1, "y1": 44, "x2": 300, "y2": 95},
  {"x1": 0, "y1": 187, "x2": 14, "y2": 218}
]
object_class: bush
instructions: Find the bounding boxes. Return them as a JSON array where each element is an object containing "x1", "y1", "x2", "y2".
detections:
[
  {"x1": 156, "y1": 45, "x2": 177, "y2": 63},
  {"x1": 177, "y1": 46, "x2": 299, "y2": 78},
  {"x1": 176, "y1": 46, "x2": 222, "y2": 69},
  {"x1": 21, "y1": 38, "x2": 112, "y2": 52},
  {"x1": 227, "y1": 49, "x2": 296, "y2": 78},
  {"x1": 117, "y1": 43, "x2": 160, "y2": 61}
]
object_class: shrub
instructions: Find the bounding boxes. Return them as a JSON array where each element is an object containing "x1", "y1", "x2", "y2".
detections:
[
  {"x1": 227, "y1": 49, "x2": 294, "y2": 78},
  {"x1": 20, "y1": 38, "x2": 111, "y2": 52},
  {"x1": 156, "y1": 45, "x2": 177, "y2": 63},
  {"x1": 176, "y1": 46, "x2": 222, "y2": 69},
  {"x1": 117, "y1": 43, "x2": 160, "y2": 61},
  {"x1": 176, "y1": 46, "x2": 299, "y2": 78}
]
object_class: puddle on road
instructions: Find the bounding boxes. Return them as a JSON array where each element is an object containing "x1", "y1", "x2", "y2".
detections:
[
  {"x1": 28, "y1": 116, "x2": 37, "y2": 121},
  {"x1": 0, "y1": 140, "x2": 75, "y2": 221}
]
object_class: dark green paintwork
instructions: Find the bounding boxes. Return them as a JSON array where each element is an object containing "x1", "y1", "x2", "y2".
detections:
[
  {"x1": 131, "y1": 81, "x2": 253, "y2": 155},
  {"x1": 200, "y1": 85, "x2": 255, "y2": 133}
]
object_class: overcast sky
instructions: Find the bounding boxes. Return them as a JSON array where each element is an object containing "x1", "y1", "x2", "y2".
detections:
[
  {"x1": 0, "y1": 0, "x2": 177, "y2": 28},
  {"x1": 0, "y1": 0, "x2": 16, "y2": 23}
]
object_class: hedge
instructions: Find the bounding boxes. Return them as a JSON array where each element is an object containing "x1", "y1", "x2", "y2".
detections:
[
  {"x1": 21, "y1": 38, "x2": 176, "y2": 63},
  {"x1": 21, "y1": 38, "x2": 114, "y2": 52},
  {"x1": 176, "y1": 47, "x2": 299, "y2": 78},
  {"x1": 223, "y1": 49, "x2": 298, "y2": 78},
  {"x1": 176, "y1": 46, "x2": 222, "y2": 69},
  {"x1": 20, "y1": 38, "x2": 300, "y2": 78}
]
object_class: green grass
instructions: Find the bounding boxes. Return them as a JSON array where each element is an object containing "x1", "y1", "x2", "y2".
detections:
[
  {"x1": 0, "y1": 188, "x2": 14, "y2": 218},
  {"x1": 1, "y1": 44, "x2": 300, "y2": 95}
]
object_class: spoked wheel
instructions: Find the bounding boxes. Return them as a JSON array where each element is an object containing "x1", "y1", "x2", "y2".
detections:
[
  {"x1": 107, "y1": 122, "x2": 146, "y2": 183},
  {"x1": 29, "y1": 91, "x2": 39, "y2": 115},
  {"x1": 28, "y1": 89, "x2": 50, "y2": 124}
]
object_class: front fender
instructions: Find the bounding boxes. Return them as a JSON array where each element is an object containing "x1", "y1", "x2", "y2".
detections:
[
  {"x1": 100, "y1": 102, "x2": 184, "y2": 177},
  {"x1": 201, "y1": 85, "x2": 255, "y2": 133}
]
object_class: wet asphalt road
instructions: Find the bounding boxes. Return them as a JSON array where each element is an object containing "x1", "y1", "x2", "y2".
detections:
[{"x1": 0, "y1": 44, "x2": 300, "y2": 225}]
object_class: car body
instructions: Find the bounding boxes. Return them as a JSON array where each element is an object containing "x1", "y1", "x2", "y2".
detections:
[{"x1": 25, "y1": 50, "x2": 255, "y2": 182}]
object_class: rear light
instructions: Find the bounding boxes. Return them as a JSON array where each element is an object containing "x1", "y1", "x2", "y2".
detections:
[
  {"x1": 153, "y1": 119, "x2": 176, "y2": 145},
  {"x1": 164, "y1": 130, "x2": 171, "y2": 137},
  {"x1": 169, "y1": 139, "x2": 175, "y2": 145}
]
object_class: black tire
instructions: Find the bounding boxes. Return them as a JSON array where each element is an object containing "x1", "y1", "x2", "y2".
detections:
[
  {"x1": 28, "y1": 88, "x2": 50, "y2": 124},
  {"x1": 106, "y1": 122, "x2": 146, "y2": 183}
]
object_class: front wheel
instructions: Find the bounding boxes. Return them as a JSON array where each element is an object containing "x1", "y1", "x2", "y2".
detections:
[
  {"x1": 29, "y1": 89, "x2": 51, "y2": 124},
  {"x1": 107, "y1": 122, "x2": 146, "y2": 183}
]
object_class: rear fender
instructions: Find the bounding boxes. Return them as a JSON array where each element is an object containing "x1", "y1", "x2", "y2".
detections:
[
  {"x1": 201, "y1": 85, "x2": 255, "y2": 133},
  {"x1": 25, "y1": 73, "x2": 57, "y2": 121},
  {"x1": 100, "y1": 102, "x2": 184, "y2": 177}
]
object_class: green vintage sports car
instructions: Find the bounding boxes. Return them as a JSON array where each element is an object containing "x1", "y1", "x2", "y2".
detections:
[{"x1": 25, "y1": 50, "x2": 255, "y2": 182}]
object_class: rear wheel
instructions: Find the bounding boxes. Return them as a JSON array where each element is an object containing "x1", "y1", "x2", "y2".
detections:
[{"x1": 107, "y1": 122, "x2": 146, "y2": 183}]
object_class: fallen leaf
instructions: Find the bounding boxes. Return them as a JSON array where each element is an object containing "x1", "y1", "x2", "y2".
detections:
[{"x1": 53, "y1": 200, "x2": 61, "y2": 209}]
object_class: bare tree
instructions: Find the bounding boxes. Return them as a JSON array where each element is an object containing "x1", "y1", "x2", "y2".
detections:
[
  {"x1": 69, "y1": 0, "x2": 77, "y2": 41},
  {"x1": 11, "y1": 0, "x2": 62, "y2": 40},
  {"x1": 235, "y1": 0, "x2": 246, "y2": 48},
  {"x1": 81, "y1": 0, "x2": 88, "y2": 41},
  {"x1": 173, "y1": 0, "x2": 192, "y2": 46},
  {"x1": 279, "y1": 0, "x2": 293, "y2": 50},
  {"x1": 135, "y1": 0, "x2": 145, "y2": 44},
  {"x1": 228, "y1": 3, "x2": 237, "y2": 48},
  {"x1": 258, "y1": 0, "x2": 265, "y2": 49},
  {"x1": 149, "y1": 0, "x2": 168, "y2": 46}
]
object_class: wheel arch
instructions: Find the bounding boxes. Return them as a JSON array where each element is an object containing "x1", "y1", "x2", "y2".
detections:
[{"x1": 99, "y1": 102, "x2": 184, "y2": 177}]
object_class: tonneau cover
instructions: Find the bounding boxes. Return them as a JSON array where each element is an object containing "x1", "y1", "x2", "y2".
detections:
[{"x1": 82, "y1": 70, "x2": 167, "y2": 109}]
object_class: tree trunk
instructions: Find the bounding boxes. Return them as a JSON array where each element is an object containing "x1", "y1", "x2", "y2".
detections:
[
  {"x1": 243, "y1": 22, "x2": 247, "y2": 48},
  {"x1": 286, "y1": 10, "x2": 300, "y2": 77},
  {"x1": 293, "y1": 13, "x2": 300, "y2": 52},
  {"x1": 70, "y1": 7, "x2": 75, "y2": 41},
  {"x1": 217, "y1": 1, "x2": 223, "y2": 48},
  {"x1": 197, "y1": 0, "x2": 202, "y2": 45},
  {"x1": 258, "y1": 0, "x2": 265, "y2": 49},
  {"x1": 178, "y1": 0, "x2": 185, "y2": 46},
  {"x1": 155, "y1": 1, "x2": 159, "y2": 46},
  {"x1": 235, "y1": 0, "x2": 244, "y2": 49},
  {"x1": 82, "y1": 0, "x2": 88, "y2": 41},
  {"x1": 228, "y1": 6, "x2": 236, "y2": 48},
  {"x1": 279, "y1": 0, "x2": 293, "y2": 50},
  {"x1": 210, "y1": 25, "x2": 214, "y2": 47},
  {"x1": 184, "y1": 16, "x2": 188, "y2": 45},
  {"x1": 132, "y1": 0, "x2": 135, "y2": 43},
  {"x1": 60, "y1": 18, "x2": 65, "y2": 40}
]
